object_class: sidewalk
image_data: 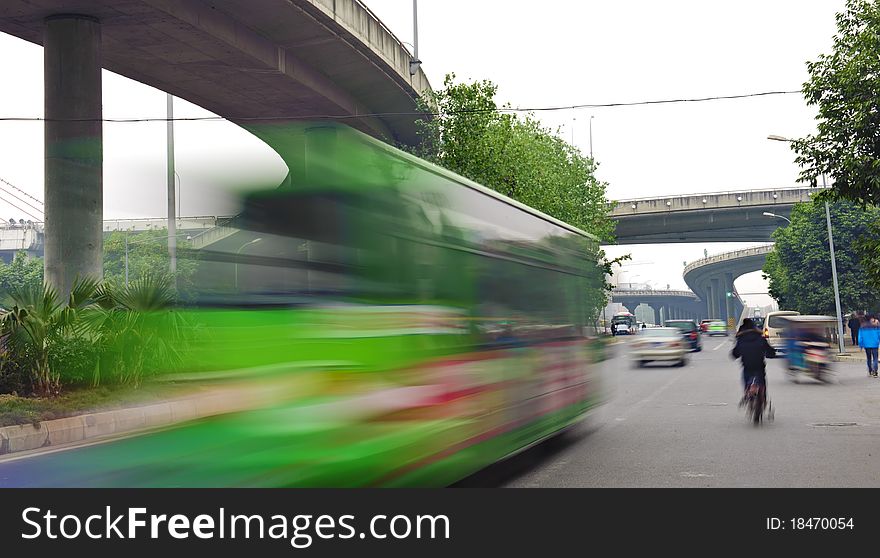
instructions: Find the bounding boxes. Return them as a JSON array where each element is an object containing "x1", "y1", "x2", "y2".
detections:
[{"x1": 834, "y1": 341, "x2": 865, "y2": 363}]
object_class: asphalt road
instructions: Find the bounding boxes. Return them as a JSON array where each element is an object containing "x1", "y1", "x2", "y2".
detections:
[{"x1": 465, "y1": 335, "x2": 880, "y2": 487}]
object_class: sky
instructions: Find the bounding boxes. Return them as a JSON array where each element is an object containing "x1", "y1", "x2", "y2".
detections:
[{"x1": 0, "y1": 0, "x2": 847, "y2": 308}]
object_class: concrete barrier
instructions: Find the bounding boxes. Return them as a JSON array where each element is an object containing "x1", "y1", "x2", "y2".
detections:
[{"x1": 0, "y1": 388, "x2": 260, "y2": 457}]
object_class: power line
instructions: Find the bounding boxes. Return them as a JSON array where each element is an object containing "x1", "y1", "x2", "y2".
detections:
[
  {"x1": 0, "y1": 90, "x2": 803, "y2": 123},
  {"x1": 0, "y1": 195, "x2": 42, "y2": 221},
  {"x1": 0, "y1": 183, "x2": 44, "y2": 216},
  {"x1": 0, "y1": 176, "x2": 43, "y2": 206}
]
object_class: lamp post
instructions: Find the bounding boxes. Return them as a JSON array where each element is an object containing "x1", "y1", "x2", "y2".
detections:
[
  {"x1": 167, "y1": 94, "x2": 177, "y2": 277},
  {"x1": 762, "y1": 211, "x2": 791, "y2": 224},
  {"x1": 767, "y1": 134, "x2": 846, "y2": 354},
  {"x1": 234, "y1": 238, "x2": 262, "y2": 289},
  {"x1": 409, "y1": 0, "x2": 421, "y2": 75},
  {"x1": 589, "y1": 115, "x2": 594, "y2": 159}
]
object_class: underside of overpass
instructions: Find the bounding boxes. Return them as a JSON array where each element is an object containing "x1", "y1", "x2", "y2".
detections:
[
  {"x1": 610, "y1": 187, "x2": 818, "y2": 244},
  {"x1": 611, "y1": 289, "x2": 705, "y2": 324},
  {"x1": 683, "y1": 245, "x2": 771, "y2": 323},
  {"x1": 0, "y1": 0, "x2": 432, "y2": 295}
]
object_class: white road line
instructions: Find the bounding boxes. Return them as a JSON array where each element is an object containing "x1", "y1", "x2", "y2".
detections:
[{"x1": 713, "y1": 339, "x2": 732, "y2": 351}]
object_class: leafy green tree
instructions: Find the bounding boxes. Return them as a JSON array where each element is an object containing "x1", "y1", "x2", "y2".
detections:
[
  {"x1": 762, "y1": 200, "x2": 880, "y2": 314},
  {"x1": 792, "y1": 0, "x2": 880, "y2": 206},
  {"x1": 413, "y1": 74, "x2": 614, "y2": 242},
  {"x1": 103, "y1": 230, "x2": 198, "y2": 298},
  {"x1": 0, "y1": 251, "x2": 43, "y2": 300}
]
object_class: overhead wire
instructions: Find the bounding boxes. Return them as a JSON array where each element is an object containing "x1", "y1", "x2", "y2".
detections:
[{"x1": 0, "y1": 90, "x2": 803, "y2": 123}]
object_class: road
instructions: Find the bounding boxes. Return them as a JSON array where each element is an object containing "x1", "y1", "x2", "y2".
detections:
[{"x1": 466, "y1": 335, "x2": 880, "y2": 487}]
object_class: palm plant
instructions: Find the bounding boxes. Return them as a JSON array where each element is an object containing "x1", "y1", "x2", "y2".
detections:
[
  {"x1": 81, "y1": 274, "x2": 186, "y2": 387},
  {"x1": 0, "y1": 279, "x2": 99, "y2": 396}
]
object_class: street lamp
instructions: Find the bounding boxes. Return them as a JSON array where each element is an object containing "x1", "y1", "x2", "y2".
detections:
[
  {"x1": 589, "y1": 115, "x2": 595, "y2": 159},
  {"x1": 762, "y1": 211, "x2": 791, "y2": 224},
  {"x1": 767, "y1": 134, "x2": 845, "y2": 354},
  {"x1": 409, "y1": 1, "x2": 421, "y2": 75},
  {"x1": 234, "y1": 238, "x2": 262, "y2": 289}
]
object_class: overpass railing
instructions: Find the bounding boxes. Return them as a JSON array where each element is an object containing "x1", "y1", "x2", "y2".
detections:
[
  {"x1": 683, "y1": 244, "x2": 774, "y2": 276},
  {"x1": 609, "y1": 186, "x2": 824, "y2": 214},
  {"x1": 612, "y1": 289, "x2": 699, "y2": 299}
]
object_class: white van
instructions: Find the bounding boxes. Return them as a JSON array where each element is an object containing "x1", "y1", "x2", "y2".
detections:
[{"x1": 763, "y1": 310, "x2": 799, "y2": 353}]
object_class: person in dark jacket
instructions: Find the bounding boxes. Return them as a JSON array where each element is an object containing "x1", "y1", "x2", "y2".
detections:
[
  {"x1": 731, "y1": 318, "x2": 776, "y2": 393},
  {"x1": 848, "y1": 314, "x2": 861, "y2": 347}
]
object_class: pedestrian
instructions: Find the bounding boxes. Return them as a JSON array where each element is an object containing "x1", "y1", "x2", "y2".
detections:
[
  {"x1": 848, "y1": 313, "x2": 861, "y2": 347},
  {"x1": 857, "y1": 314, "x2": 880, "y2": 377}
]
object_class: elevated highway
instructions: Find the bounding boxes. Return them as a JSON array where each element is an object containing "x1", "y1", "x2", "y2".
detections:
[
  {"x1": 0, "y1": 216, "x2": 233, "y2": 262},
  {"x1": 683, "y1": 244, "x2": 772, "y2": 323},
  {"x1": 0, "y1": 0, "x2": 432, "y2": 294},
  {"x1": 610, "y1": 187, "x2": 817, "y2": 244},
  {"x1": 611, "y1": 288, "x2": 703, "y2": 324}
]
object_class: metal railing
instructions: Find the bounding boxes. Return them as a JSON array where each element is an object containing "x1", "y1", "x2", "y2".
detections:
[
  {"x1": 612, "y1": 288, "x2": 699, "y2": 299},
  {"x1": 683, "y1": 244, "x2": 774, "y2": 276},
  {"x1": 611, "y1": 185, "x2": 824, "y2": 205}
]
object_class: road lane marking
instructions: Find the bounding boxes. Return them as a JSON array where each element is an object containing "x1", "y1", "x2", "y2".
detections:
[{"x1": 713, "y1": 339, "x2": 731, "y2": 351}]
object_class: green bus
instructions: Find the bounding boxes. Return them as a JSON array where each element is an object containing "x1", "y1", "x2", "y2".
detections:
[{"x1": 14, "y1": 124, "x2": 606, "y2": 487}]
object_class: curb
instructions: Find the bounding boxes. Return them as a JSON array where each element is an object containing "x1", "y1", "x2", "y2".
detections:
[
  {"x1": 832, "y1": 353, "x2": 863, "y2": 363},
  {"x1": 0, "y1": 391, "x2": 262, "y2": 458}
]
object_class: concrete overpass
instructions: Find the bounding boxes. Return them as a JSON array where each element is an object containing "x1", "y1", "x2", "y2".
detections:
[
  {"x1": 0, "y1": 216, "x2": 233, "y2": 262},
  {"x1": 683, "y1": 244, "x2": 772, "y2": 323},
  {"x1": 0, "y1": 0, "x2": 432, "y2": 295},
  {"x1": 610, "y1": 187, "x2": 817, "y2": 244},
  {"x1": 611, "y1": 288, "x2": 704, "y2": 324}
]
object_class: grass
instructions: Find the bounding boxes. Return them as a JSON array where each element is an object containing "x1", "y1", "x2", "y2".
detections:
[{"x1": 0, "y1": 383, "x2": 193, "y2": 427}]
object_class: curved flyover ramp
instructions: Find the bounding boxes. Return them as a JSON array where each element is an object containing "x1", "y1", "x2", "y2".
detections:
[
  {"x1": 0, "y1": 0, "x2": 431, "y2": 145},
  {"x1": 683, "y1": 244, "x2": 773, "y2": 323}
]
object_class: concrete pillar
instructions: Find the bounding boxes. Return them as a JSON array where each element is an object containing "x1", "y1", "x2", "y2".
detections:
[
  {"x1": 705, "y1": 283, "x2": 714, "y2": 318},
  {"x1": 724, "y1": 272, "x2": 735, "y2": 327},
  {"x1": 44, "y1": 15, "x2": 103, "y2": 297},
  {"x1": 710, "y1": 277, "x2": 722, "y2": 320},
  {"x1": 653, "y1": 306, "x2": 661, "y2": 326}
]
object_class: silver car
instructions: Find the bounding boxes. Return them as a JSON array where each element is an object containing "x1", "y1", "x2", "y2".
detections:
[{"x1": 631, "y1": 327, "x2": 688, "y2": 367}]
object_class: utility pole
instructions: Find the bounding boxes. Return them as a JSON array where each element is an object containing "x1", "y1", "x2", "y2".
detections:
[
  {"x1": 589, "y1": 116, "x2": 594, "y2": 158},
  {"x1": 167, "y1": 93, "x2": 176, "y2": 277},
  {"x1": 409, "y1": 1, "x2": 421, "y2": 76},
  {"x1": 823, "y1": 175, "x2": 845, "y2": 354}
]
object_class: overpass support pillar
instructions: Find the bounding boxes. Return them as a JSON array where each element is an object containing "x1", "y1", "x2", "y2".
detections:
[
  {"x1": 724, "y1": 273, "x2": 735, "y2": 326},
  {"x1": 653, "y1": 306, "x2": 661, "y2": 326},
  {"x1": 706, "y1": 281, "x2": 718, "y2": 319},
  {"x1": 710, "y1": 277, "x2": 722, "y2": 320},
  {"x1": 44, "y1": 15, "x2": 103, "y2": 297}
]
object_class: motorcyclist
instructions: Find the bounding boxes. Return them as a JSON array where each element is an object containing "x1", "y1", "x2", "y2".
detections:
[{"x1": 731, "y1": 318, "x2": 776, "y2": 399}]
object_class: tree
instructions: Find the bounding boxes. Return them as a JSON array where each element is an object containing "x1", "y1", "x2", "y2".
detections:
[
  {"x1": 103, "y1": 230, "x2": 198, "y2": 299},
  {"x1": 412, "y1": 74, "x2": 615, "y2": 242},
  {"x1": 792, "y1": 0, "x2": 880, "y2": 206},
  {"x1": 0, "y1": 251, "x2": 43, "y2": 300},
  {"x1": 761, "y1": 200, "x2": 880, "y2": 314}
]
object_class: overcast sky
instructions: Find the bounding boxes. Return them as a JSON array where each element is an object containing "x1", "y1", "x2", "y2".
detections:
[{"x1": 0, "y1": 0, "x2": 847, "y2": 308}]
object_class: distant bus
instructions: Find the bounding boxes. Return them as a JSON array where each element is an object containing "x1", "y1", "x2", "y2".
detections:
[{"x1": 611, "y1": 312, "x2": 638, "y2": 335}]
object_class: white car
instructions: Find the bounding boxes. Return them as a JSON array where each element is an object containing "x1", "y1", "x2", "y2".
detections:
[{"x1": 631, "y1": 327, "x2": 688, "y2": 367}]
